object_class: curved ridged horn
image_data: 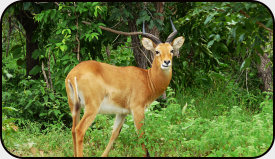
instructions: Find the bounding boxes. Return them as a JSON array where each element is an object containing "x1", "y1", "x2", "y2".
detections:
[
  {"x1": 142, "y1": 21, "x2": 162, "y2": 44},
  {"x1": 166, "y1": 17, "x2": 178, "y2": 43}
]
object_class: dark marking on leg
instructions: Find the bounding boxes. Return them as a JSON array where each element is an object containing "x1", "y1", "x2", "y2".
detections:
[
  {"x1": 75, "y1": 101, "x2": 80, "y2": 112},
  {"x1": 118, "y1": 118, "x2": 125, "y2": 134},
  {"x1": 69, "y1": 81, "x2": 73, "y2": 91},
  {"x1": 118, "y1": 126, "x2": 122, "y2": 134},
  {"x1": 78, "y1": 96, "x2": 81, "y2": 103}
]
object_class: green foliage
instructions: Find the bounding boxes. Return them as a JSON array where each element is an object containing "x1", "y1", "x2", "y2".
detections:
[
  {"x1": 3, "y1": 86, "x2": 272, "y2": 157},
  {"x1": 2, "y1": 106, "x2": 19, "y2": 142},
  {"x1": 2, "y1": 75, "x2": 71, "y2": 128},
  {"x1": 30, "y1": 2, "x2": 107, "y2": 94},
  {"x1": 171, "y1": 2, "x2": 273, "y2": 91},
  {"x1": 102, "y1": 37, "x2": 135, "y2": 66},
  {"x1": 2, "y1": 52, "x2": 71, "y2": 129}
]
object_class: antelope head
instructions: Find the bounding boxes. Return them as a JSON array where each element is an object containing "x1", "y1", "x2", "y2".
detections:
[{"x1": 141, "y1": 18, "x2": 185, "y2": 71}]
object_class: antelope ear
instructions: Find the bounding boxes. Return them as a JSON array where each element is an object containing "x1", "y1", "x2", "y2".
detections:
[
  {"x1": 142, "y1": 37, "x2": 155, "y2": 51},
  {"x1": 172, "y1": 36, "x2": 185, "y2": 50}
]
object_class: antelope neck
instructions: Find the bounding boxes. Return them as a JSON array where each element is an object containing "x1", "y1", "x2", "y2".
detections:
[{"x1": 147, "y1": 59, "x2": 172, "y2": 99}]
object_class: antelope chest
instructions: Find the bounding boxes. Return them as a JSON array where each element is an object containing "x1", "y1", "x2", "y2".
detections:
[{"x1": 98, "y1": 96, "x2": 130, "y2": 114}]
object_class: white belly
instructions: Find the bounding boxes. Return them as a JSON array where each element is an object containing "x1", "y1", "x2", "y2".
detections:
[{"x1": 98, "y1": 97, "x2": 130, "y2": 114}]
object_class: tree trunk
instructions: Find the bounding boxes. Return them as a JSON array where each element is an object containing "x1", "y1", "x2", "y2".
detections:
[
  {"x1": 128, "y1": 19, "x2": 149, "y2": 69},
  {"x1": 6, "y1": 15, "x2": 13, "y2": 57},
  {"x1": 257, "y1": 52, "x2": 273, "y2": 92},
  {"x1": 128, "y1": 2, "x2": 165, "y2": 69},
  {"x1": 151, "y1": 2, "x2": 164, "y2": 38},
  {"x1": 15, "y1": 10, "x2": 39, "y2": 79}
]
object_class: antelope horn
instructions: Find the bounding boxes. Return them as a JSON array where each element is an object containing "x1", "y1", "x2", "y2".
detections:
[
  {"x1": 142, "y1": 21, "x2": 162, "y2": 44},
  {"x1": 166, "y1": 17, "x2": 178, "y2": 43}
]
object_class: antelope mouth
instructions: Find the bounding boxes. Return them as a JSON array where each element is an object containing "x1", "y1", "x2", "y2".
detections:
[{"x1": 161, "y1": 64, "x2": 171, "y2": 70}]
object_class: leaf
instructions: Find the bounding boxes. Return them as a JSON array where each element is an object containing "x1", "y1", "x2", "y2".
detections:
[
  {"x1": 210, "y1": 71, "x2": 225, "y2": 80},
  {"x1": 2, "y1": 107, "x2": 18, "y2": 112},
  {"x1": 149, "y1": 20, "x2": 154, "y2": 30},
  {"x1": 39, "y1": 113, "x2": 47, "y2": 117},
  {"x1": 154, "y1": 12, "x2": 163, "y2": 17},
  {"x1": 3, "y1": 69, "x2": 13, "y2": 79},
  {"x1": 25, "y1": 100, "x2": 34, "y2": 110},
  {"x1": 231, "y1": 27, "x2": 237, "y2": 39},
  {"x1": 56, "y1": 29, "x2": 62, "y2": 35},
  {"x1": 91, "y1": 33, "x2": 99, "y2": 40},
  {"x1": 240, "y1": 57, "x2": 251, "y2": 71},
  {"x1": 216, "y1": 59, "x2": 229, "y2": 67},
  {"x1": 40, "y1": 86, "x2": 45, "y2": 95},
  {"x1": 62, "y1": 29, "x2": 71, "y2": 35},
  {"x1": 62, "y1": 60, "x2": 69, "y2": 65},
  {"x1": 32, "y1": 49, "x2": 42, "y2": 60},
  {"x1": 49, "y1": 93, "x2": 55, "y2": 100},
  {"x1": 150, "y1": 101, "x2": 160, "y2": 106},
  {"x1": 29, "y1": 65, "x2": 41, "y2": 75},
  {"x1": 23, "y1": 2, "x2": 31, "y2": 10},
  {"x1": 265, "y1": 18, "x2": 273, "y2": 28},
  {"x1": 17, "y1": 58, "x2": 25, "y2": 67},
  {"x1": 53, "y1": 110, "x2": 60, "y2": 117},
  {"x1": 64, "y1": 65, "x2": 71, "y2": 74},
  {"x1": 255, "y1": 45, "x2": 264, "y2": 55},
  {"x1": 50, "y1": 9, "x2": 56, "y2": 20},
  {"x1": 60, "y1": 45, "x2": 68, "y2": 52},
  {"x1": 182, "y1": 103, "x2": 188, "y2": 115},
  {"x1": 254, "y1": 53, "x2": 261, "y2": 64},
  {"x1": 10, "y1": 44, "x2": 23, "y2": 59},
  {"x1": 220, "y1": 43, "x2": 229, "y2": 53},
  {"x1": 207, "y1": 40, "x2": 215, "y2": 48},
  {"x1": 58, "y1": 4, "x2": 63, "y2": 10},
  {"x1": 204, "y1": 14, "x2": 214, "y2": 25},
  {"x1": 214, "y1": 34, "x2": 221, "y2": 41},
  {"x1": 136, "y1": 18, "x2": 143, "y2": 25},
  {"x1": 94, "y1": 6, "x2": 98, "y2": 17},
  {"x1": 43, "y1": 96, "x2": 48, "y2": 103},
  {"x1": 239, "y1": 33, "x2": 245, "y2": 42},
  {"x1": 61, "y1": 54, "x2": 70, "y2": 60}
]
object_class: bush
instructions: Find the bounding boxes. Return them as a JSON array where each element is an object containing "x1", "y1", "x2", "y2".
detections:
[{"x1": 2, "y1": 76, "x2": 71, "y2": 129}]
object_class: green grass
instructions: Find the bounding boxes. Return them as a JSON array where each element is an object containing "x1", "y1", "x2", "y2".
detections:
[{"x1": 2, "y1": 86, "x2": 273, "y2": 157}]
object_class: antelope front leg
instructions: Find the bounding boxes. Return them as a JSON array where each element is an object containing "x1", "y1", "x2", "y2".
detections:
[
  {"x1": 101, "y1": 114, "x2": 127, "y2": 157},
  {"x1": 132, "y1": 106, "x2": 150, "y2": 157}
]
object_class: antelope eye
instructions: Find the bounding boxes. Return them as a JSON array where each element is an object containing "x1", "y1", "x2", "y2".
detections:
[
  {"x1": 156, "y1": 51, "x2": 160, "y2": 54},
  {"x1": 171, "y1": 50, "x2": 174, "y2": 53}
]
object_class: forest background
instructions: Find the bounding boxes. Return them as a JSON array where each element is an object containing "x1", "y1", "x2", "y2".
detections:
[{"x1": 1, "y1": 2, "x2": 273, "y2": 157}]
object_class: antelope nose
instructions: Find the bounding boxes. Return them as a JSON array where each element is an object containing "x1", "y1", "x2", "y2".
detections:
[{"x1": 164, "y1": 60, "x2": 170, "y2": 65}]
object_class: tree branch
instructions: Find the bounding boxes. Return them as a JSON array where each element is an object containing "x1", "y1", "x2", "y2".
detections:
[
  {"x1": 74, "y1": 2, "x2": 81, "y2": 62},
  {"x1": 42, "y1": 61, "x2": 50, "y2": 89},
  {"x1": 239, "y1": 9, "x2": 273, "y2": 34},
  {"x1": 82, "y1": 21, "x2": 143, "y2": 36},
  {"x1": 137, "y1": 47, "x2": 152, "y2": 66},
  {"x1": 110, "y1": 18, "x2": 123, "y2": 29},
  {"x1": 47, "y1": 48, "x2": 53, "y2": 90}
]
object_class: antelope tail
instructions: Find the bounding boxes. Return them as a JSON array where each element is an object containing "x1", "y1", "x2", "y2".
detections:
[{"x1": 68, "y1": 77, "x2": 81, "y2": 116}]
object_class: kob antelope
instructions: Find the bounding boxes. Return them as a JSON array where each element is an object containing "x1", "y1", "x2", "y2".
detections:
[{"x1": 65, "y1": 18, "x2": 184, "y2": 157}]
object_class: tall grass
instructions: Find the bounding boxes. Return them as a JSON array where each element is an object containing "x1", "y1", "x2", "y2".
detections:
[{"x1": 2, "y1": 84, "x2": 273, "y2": 157}]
